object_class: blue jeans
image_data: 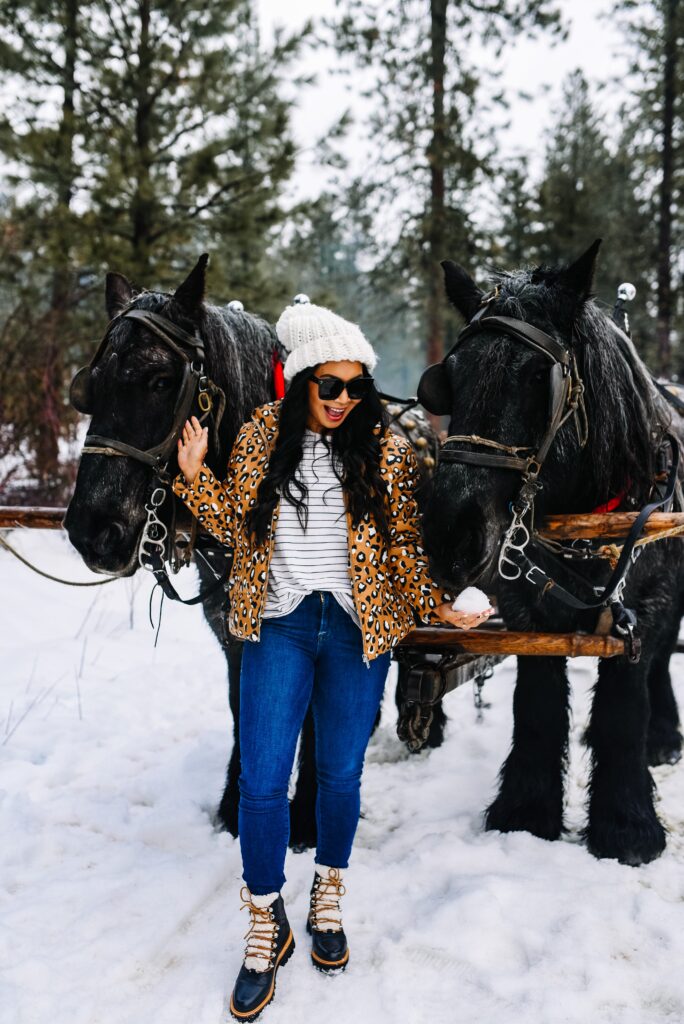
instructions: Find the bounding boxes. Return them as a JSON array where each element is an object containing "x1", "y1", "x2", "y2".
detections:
[{"x1": 238, "y1": 591, "x2": 391, "y2": 895}]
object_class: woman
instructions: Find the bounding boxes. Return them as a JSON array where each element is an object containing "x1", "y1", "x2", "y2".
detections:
[{"x1": 173, "y1": 298, "x2": 490, "y2": 1021}]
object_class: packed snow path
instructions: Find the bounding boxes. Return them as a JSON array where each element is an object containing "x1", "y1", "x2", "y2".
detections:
[{"x1": 2, "y1": 531, "x2": 684, "y2": 1024}]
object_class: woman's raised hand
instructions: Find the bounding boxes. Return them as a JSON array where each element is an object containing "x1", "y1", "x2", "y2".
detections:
[{"x1": 177, "y1": 415, "x2": 209, "y2": 486}]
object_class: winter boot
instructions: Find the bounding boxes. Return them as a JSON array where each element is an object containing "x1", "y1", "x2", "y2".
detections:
[
  {"x1": 306, "y1": 865, "x2": 349, "y2": 972},
  {"x1": 229, "y1": 886, "x2": 295, "y2": 1022}
]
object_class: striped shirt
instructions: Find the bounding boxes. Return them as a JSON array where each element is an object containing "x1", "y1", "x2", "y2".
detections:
[{"x1": 263, "y1": 428, "x2": 360, "y2": 627}]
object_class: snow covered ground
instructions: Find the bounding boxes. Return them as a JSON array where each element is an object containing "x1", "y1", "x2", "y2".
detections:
[{"x1": 2, "y1": 530, "x2": 684, "y2": 1024}]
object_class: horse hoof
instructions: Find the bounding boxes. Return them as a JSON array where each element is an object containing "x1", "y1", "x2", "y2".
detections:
[
  {"x1": 484, "y1": 798, "x2": 563, "y2": 842},
  {"x1": 289, "y1": 832, "x2": 317, "y2": 852},
  {"x1": 646, "y1": 722, "x2": 682, "y2": 767},
  {"x1": 585, "y1": 817, "x2": 666, "y2": 866},
  {"x1": 647, "y1": 743, "x2": 682, "y2": 767},
  {"x1": 288, "y1": 815, "x2": 317, "y2": 852},
  {"x1": 651, "y1": 737, "x2": 679, "y2": 770},
  {"x1": 422, "y1": 728, "x2": 445, "y2": 750}
]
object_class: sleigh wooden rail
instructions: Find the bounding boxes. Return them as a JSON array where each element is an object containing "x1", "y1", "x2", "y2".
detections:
[
  {"x1": 0, "y1": 506, "x2": 65, "y2": 529},
  {"x1": 537, "y1": 511, "x2": 684, "y2": 541},
  {"x1": 6, "y1": 502, "x2": 676, "y2": 660},
  {"x1": 401, "y1": 628, "x2": 625, "y2": 658},
  {"x1": 4, "y1": 506, "x2": 684, "y2": 540}
]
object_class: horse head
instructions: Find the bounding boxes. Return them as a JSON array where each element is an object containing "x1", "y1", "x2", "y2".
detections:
[
  {"x1": 64, "y1": 254, "x2": 246, "y2": 577},
  {"x1": 420, "y1": 240, "x2": 660, "y2": 591}
]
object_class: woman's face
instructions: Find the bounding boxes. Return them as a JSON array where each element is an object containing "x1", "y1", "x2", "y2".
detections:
[{"x1": 307, "y1": 359, "x2": 365, "y2": 432}]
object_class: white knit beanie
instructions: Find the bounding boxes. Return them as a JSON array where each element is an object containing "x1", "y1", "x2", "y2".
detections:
[{"x1": 276, "y1": 296, "x2": 378, "y2": 382}]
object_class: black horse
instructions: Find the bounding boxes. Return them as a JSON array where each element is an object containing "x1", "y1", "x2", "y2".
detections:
[
  {"x1": 420, "y1": 240, "x2": 684, "y2": 866},
  {"x1": 64, "y1": 255, "x2": 324, "y2": 846}
]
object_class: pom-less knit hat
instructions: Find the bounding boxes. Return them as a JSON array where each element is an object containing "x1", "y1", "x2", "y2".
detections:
[{"x1": 276, "y1": 295, "x2": 378, "y2": 382}]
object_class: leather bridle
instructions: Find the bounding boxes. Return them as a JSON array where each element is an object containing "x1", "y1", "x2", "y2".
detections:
[
  {"x1": 71, "y1": 305, "x2": 226, "y2": 481},
  {"x1": 418, "y1": 293, "x2": 588, "y2": 480},
  {"x1": 69, "y1": 301, "x2": 229, "y2": 603}
]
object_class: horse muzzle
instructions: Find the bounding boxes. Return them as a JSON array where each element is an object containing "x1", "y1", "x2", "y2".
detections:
[{"x1": 423, "y1": 497, "x2": 502, "y2": 591}]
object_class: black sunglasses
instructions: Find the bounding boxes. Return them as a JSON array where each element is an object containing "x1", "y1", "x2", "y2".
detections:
[{"x1": 309, "y1": 373, "x2": 375, "y2": 401}]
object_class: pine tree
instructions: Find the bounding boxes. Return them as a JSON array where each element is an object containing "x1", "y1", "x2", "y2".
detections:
[
  {"x1": 610, "y1": 0, "x2": 684, "y2": 374},
  {"x1": 328, "y1": 0, "x2": 565, "y2": 364},
  {"x1": 0, "y1": 0, "x2": 306, "y2": 495},
  {"x1": 534, "y1": 71, "x2": 657, "y2": 361},
  {"x1": 80, "y1": 0, "x2": 305, "y2": 305},
  {"x1": 0, "y1": 0, "x2": 87, "y2": 490},
  {"x1": 276, "y1": 189, "x2": 423, "y2": 396},
  {"x1": 492, "y1": 155, "x2": 541, "y2": 267}
]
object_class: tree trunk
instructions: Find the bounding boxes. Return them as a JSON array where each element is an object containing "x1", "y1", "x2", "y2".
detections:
[
  {"x1": 132, "y1": 0, "x2": 153, "y2": 280},
  {"x1": 656, "y1": 0, "x2": 677, "y2": 376},
  {"x1": 35, "y1": 0, "x2": 78, "y2": 488},
  {"x1": 425, "y1": 0, "x2": 447, "y2": 369}
]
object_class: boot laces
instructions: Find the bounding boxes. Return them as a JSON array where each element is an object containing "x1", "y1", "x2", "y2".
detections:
[
  {"x1": 311, "y1": 868, "x2": 345, "y2": 933},
  {"x1": 240, "y1": 887, "x2": 279, "y2": 970}
]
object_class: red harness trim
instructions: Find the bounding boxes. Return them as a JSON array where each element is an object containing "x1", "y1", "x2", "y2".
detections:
[
  {"x1": 272, "y1": 349, "x2": 285, "y2": 399},
  {"x1": 590, "y1": 490, "x2": 627, "y2": 515}
]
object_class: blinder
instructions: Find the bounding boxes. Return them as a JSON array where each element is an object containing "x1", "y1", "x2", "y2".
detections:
[
  {"x1": 417, "y1": 361, "x2": 451, "y2": 416},
  {"x1": 69, "y1": 365, "x2": 93, "y2": 414}
]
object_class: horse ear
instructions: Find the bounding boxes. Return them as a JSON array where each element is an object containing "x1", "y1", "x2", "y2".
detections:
[
  {"x1": 558, "y1": 239, "x2": 602, "y2": 301},
  {"x1": 105, "y1": 272, "x2": 135, "y2": 319},
  {"x1": 441, "y1": 260, "x2": 485, "y2": 321},
  {"x1": 174, "y1": 253, "x2": 209, "y2": 310}
]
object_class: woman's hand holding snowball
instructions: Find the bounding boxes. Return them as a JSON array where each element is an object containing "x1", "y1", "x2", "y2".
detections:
[{"x1": 434, "y1": 586, "x2": 494, "y2": 630}]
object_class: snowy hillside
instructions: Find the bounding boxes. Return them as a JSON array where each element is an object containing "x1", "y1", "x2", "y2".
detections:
[{"x1": 2, "y1": 530, "x2": 684, "y2": 1024}]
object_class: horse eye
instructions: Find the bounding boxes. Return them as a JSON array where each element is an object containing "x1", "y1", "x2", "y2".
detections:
[{"x1": 149, "y1": 376, "x2": 175, "y2": 392}]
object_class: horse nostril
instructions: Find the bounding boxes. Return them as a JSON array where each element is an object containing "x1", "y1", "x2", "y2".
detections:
[
  {"x1": 92, "y1": 520, "x2": 126, "y2": 557},
  {"x1": 450, "y1": 520, "x2": 485, "y2": 568}
]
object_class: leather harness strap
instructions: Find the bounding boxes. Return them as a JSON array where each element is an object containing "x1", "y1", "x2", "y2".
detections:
[
  {"x1": 437, "y1": 312, "x2": 585, "y2": 477},
  {"x1": 79, "y1": 306, "x2": 223, "y2": 478},
  {"x1": 514, "y1": 434, "x2": 680, "y2": 611}
]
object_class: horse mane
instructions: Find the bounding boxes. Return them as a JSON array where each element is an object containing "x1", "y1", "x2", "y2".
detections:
[
  {"x1": 490, "y1": 268, "x2": 671, "y2": 505},
  {"x1": 197, "y1": 302, "x2": 277, "y2": 443}
]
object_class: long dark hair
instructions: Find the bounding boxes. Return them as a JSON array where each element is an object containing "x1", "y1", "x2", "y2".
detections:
[{"x1": 245, "y1": 365, "x2": 391, "y2": 544}]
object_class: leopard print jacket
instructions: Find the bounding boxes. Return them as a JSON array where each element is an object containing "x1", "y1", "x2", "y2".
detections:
[{"x1": 171, "y1": 400, "x2": 451, "y2": 663}]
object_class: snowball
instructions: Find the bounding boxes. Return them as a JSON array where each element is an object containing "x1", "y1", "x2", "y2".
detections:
[{"x1": 451, "y1": 586, "x2": 492, "y2": 614}]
